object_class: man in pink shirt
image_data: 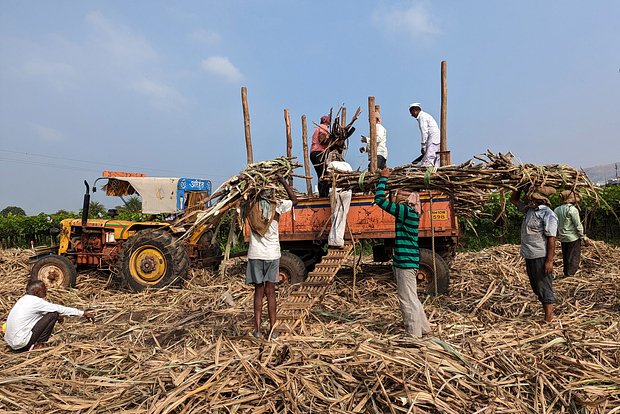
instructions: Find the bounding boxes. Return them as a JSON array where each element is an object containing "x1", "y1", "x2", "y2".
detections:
[{"x1": 310, "y1": 115, "x2": 331, "y2": 197}]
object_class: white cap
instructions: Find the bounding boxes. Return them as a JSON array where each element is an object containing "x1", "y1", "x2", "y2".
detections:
[{"x1": 409, "y1": 102, "x2": 421, "y2": 109}]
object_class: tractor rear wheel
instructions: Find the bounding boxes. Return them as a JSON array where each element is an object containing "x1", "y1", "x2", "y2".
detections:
[
  {"x1": 30, "y1": 255, "x2": 77, "y2": 289},
  {"x1": 278, "y1": 251, "x2": 306, "y2": 285},
  {"x1": 118, "y1": 229, "x2": 189, "y2": 292},
  {"x1": 417, "y1": 248, "x2": 450, "y2": 296}
]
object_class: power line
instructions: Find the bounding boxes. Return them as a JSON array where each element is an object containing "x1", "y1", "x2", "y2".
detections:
[
  {"x1": 0, "y1": 157, "x2": 100, "y2": 173},
  {"x1": 0, "y1": 149, "x2": 231, "y2": 179}
]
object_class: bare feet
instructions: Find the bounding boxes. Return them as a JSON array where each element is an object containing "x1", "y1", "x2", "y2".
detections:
[{"x1": 29, "y1": 343, "x2": 50, "y2": 351}]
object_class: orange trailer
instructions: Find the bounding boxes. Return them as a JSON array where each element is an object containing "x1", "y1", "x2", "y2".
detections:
[{"x1": 271, "y1": 190, "x2": 459, "y2": 294}]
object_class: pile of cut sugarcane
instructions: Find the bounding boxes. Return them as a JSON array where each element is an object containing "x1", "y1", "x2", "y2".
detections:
[{"x1": 327, "y1": 151, "x2": 600, "y2": 218}]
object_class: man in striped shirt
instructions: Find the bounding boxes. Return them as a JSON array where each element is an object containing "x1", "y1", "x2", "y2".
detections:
[{"x1": 374, "y1": 168, "x2": 431, "y2": 337}]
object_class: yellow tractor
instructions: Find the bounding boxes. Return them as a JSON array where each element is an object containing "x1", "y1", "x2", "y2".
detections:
[{"x1": 30, "y1": 172, "x2": 221, "y2": 292}]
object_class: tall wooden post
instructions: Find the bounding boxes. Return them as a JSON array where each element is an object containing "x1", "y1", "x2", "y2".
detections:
[
  {"x1": 368, "y1": 96, "x2": 377, "y2": 172},
  {"x1": 284, "y1": 109, "x2": 293, "y2": 186},
  {"x1": 301, "y1": 115, "x2": 313, "y2": 196},
  {"x1": 440, "y1": 61, "x2": 450, "y2": 166},
  {"x1": 241, "y1": 87, "x2": 253, "y2": 165},
  {"x1": 341, "y1": 107, "x2": 347, "y2": 127}
]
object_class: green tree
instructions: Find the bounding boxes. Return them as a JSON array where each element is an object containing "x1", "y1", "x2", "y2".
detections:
[
  {"x1": 84, "y1": 201, "x2": 107, "y2": 218},
  {"x1": 1, "y1": 206, "x2": 26, "y2": 216},
  {"x1": 117, "y1": 195, "x2": 142, "y2": 213}
]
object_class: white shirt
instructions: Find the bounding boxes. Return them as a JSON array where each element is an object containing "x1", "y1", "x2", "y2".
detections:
[
  {"x1": 247, "y1": 199, "x2": 293, "y2": 260},
  {"x1": 414, "y1": 110, "x2": 440, "y2": 148},
  {"x1": 4, "y1": 294, "x2": 83, "y2": 350},
  {"x1": 375, "y1": 124, "x2": 388, "y2": 159},
  {"x1": 365, "y1": 124, "x2": 388, "y2": 159}
]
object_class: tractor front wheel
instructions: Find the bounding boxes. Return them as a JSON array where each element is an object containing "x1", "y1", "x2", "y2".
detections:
[
  {"x1": 118, "y1": 229, "x2": 189, "y2": 292},
  {"x1": 30, "y1": 255, "x2": 77, "y2": 289}
]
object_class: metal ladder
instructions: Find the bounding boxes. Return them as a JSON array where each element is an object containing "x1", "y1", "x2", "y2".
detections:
[{"x1": 274, "y1": 243, "x2": 355, "y2": 334}]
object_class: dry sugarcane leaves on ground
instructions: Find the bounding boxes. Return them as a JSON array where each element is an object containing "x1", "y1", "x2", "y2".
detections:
[{"x1": 0, "y1": 242, "x2": 618, "y2": 413}]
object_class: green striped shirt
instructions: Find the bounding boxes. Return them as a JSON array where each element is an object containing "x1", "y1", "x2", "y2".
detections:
[{"x1": 374, "y1": 177, "x2": 420, "y2": 268}]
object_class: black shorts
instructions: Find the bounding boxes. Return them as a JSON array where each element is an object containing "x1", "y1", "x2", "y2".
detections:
[{"x1": 525, "y1": 257, "x2": 555, "y2": 304}]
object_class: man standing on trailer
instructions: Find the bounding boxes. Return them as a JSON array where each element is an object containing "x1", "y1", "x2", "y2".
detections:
[
  {"x1": 245, "y1": 173, "x2": 298, "y2": 340},
  {"x1": 374, "y1": 168, "x2": 431, "y2": 337},
  {"x1": 409, "y1": 103, "x2": 440, "y2": 167},
  {"x1": 327, "y1": 153, "x2": 353, "y2": 249},
  {"x1": 309, "y1": 115, "x2": 331, "y2": 197},
  {"x1": 510, "y1": 186, "x2": 558, "y2": 323},
  {"x1": 360, "y1": 114, "x2": 388, "y2": 170}
]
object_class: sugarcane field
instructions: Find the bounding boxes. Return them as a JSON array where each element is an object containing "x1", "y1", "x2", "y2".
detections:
[{"x1": 2, "y1": 3, "x2": 620, "y2": 413}]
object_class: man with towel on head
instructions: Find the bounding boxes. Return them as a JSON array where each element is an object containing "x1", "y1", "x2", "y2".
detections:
[
  {"x1": 245, "y1": 173, "x2": 298, "y2": 340},
  {"x1": 310, "y1": 115, "x2": 331, "y2": 197},
  {"x1": 511, "y1": 186, "x2": 559, "y2": 323},
  {"x1": 409, "y1": 103, "x2": 440, "y2": 167},
  {"x1": 374, "y1": 168, "x2": 431, "y2": 338},
  {"x1": 554, "y1": 190, "x2": 587, "y2": 276}
]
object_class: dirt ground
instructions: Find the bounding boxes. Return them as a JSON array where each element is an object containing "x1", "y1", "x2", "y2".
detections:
[{"x1": 0, "y1": 242, "x2": 618, "y2": 413}]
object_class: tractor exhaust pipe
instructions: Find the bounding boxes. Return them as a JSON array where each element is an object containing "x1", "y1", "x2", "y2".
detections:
[{"x1": 82, "y1": 180, "x2": 90, "y2": 227}]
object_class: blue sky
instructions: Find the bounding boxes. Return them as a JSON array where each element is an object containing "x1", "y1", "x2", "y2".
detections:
[{"x1": 1, "y1": 1, "x2": 619, "y2": 215}]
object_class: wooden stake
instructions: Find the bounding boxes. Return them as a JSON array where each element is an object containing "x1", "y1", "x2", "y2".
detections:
[
  {"x1": 301, "y1": 115, "x2": 313, "y2": 196},
  {"x1": 284, "y1": 109, "x2": 293, "y2": 186},
  {"x1": 341, "y1": 107, "x2": 347, "y2": 127},
  {"x1": 440, "y1": 61, "x2": 450, "y2": 166},
  {"x1": 241, "y1": 87, "x2": 253, "y2": 165},
  {"x1": 368, "y1": 97, "x2": 377, "y2": 172}
]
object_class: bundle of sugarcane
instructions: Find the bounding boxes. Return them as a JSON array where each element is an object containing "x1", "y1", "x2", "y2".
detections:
[
  {"x1": 177, "y1": 157, "x2": 301, "y2": 240},
  {"x1": 326, "y1": 151, "x2": 600, "y2": 218},
  {"x1": 315, "y1": 106, "x2": 362, "y2": 155}
]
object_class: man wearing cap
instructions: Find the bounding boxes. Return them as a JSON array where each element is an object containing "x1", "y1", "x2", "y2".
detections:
[
  {"x1": 409, "y1": 103, "x2": 440, "y2": 167},
  {"x1": 554, "y1": 190, "x2": 586, "y2": 276},
  {"x1": 510, "y1": 186, "x2": 559, "y2": 323},
  {"x1": 310, "y1": 115, "x2": 331, "y2": 197}
]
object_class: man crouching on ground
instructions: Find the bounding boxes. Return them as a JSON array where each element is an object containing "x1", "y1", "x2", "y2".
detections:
[
  {"x1": 4, "y1": 280, "x2": 94, "y2": 352},
  {"x1": 245, "y1": 173, "x2": 298, "y2": 340}
]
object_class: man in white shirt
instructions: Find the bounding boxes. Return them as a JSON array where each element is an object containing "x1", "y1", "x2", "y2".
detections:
[
  {"x1": 246, "y1": 173, "x2": 298, "y2": 340},
  {"x1": 360, "y1": 114, "x2": 388, "y2": 170},
  {"x1": 4, "y1": 280, "x2": 94, "y2": 351},
  {"x1": 327, "y1": 156, "x2": 353, "y2": 248},
  {"x1": 409, "y1": 103, "x2": 440, "y2": 167}
]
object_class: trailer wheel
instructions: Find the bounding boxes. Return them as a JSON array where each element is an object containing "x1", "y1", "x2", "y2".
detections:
[
  {"x1": 417, "y1": 248, "x2": 450, "y2": 295},
  {"x1": 118, "y1": 229, "x2": 189, "y2": 292},
  {"x1": 279, "y1": 251, "x2": 307, "y2": 285},
  {"x1": 30, "y1": 255, "x2": 77, "y2": 289},
  {"x1": 197, "y1": 231, "x2": 222, "y2": 270}
]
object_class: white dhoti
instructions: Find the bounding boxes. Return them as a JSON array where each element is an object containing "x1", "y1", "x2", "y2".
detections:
[
  {"x1": 393, "y1": 266, "x2": 431, "y2": 337},
  {"x1": 420, "y1": 142, "x2": 440, "y2": 167},
  {"x1": 328, "y1": 189, "x2": 352, "y2": 248}
]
